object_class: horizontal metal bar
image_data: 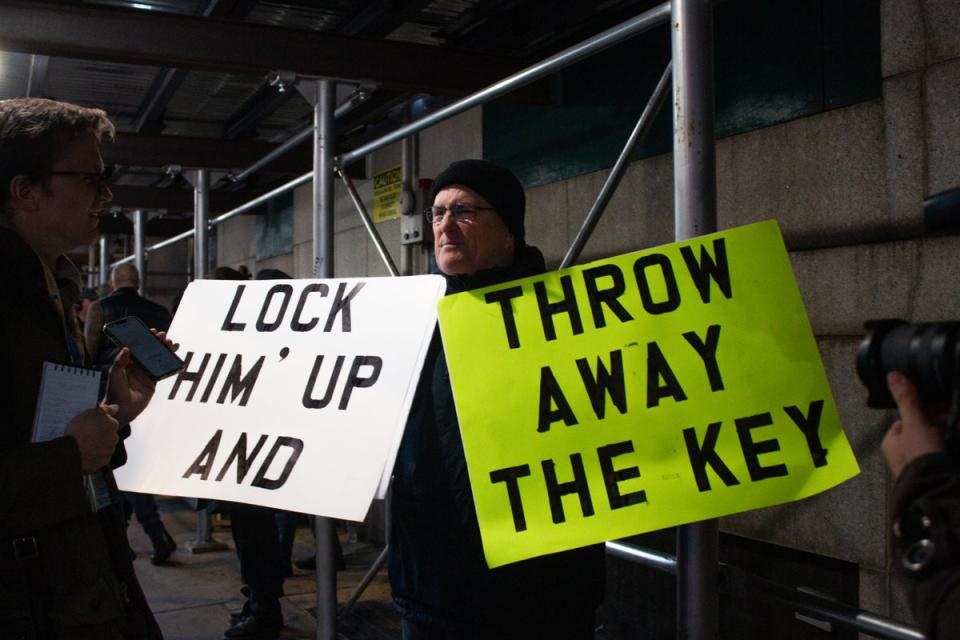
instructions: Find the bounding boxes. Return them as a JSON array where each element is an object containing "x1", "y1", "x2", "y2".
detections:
[
  {"x1": 605, "y1": 541, "x2": 677, "y2": 574},
  {"x1": 791, "y1": 599, "x2": 925, "y2": 640},
  {"x1": 231, "y1": 90, "x2": 370, "y2": 183},
  {"x1": 608, "y1": 541, "x2": 924, "y2": 640},
  {"x1": 111, "y1": 172, "x2": 313, "y2": 268},
  {"x1": 142, "y1": 228, "x2": 195, "y2": 256},
  {"x1": 209, "y1": 172, "x2": 313, "y2": 227},
  {"x1": 337, "y1": 2, "x2": 671, "y2": 168}
]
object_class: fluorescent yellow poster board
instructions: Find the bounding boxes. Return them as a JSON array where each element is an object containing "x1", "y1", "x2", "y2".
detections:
[
  {"x1": 373, "y1": 165, "x2": 402, "y2": 223},
  {"x1": 438, "y1": 220, "x2": 860, "y2": 568}
]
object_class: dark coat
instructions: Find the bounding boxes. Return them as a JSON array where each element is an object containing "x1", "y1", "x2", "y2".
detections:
[
  {"x1": 88, "y1": 287, "x2": 172, "y2": 367},
  {"x1": 388, "y1": 246, "x2": 606, "y2": 630},
  {"x1": 0, "y1": 227, "x2": 161, "y2": 640},
  {"x1": 892, "y1": 452, "x2": 960, "y2": 640}
]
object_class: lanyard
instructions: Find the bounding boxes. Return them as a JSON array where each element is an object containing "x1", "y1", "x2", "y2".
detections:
[{"x1": 40, "y1": 261, "x2": 85, "y2": 367}]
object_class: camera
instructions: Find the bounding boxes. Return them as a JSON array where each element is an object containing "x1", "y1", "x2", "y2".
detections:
[
  {"x1": 856, "y1": 320, "x2": 960, "y2": 410},
  {"x1": 855, "y1": 187, "x2": 960, "y2": 446}
]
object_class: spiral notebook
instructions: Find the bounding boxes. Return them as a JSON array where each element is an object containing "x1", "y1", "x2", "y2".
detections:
[
  {"x1": 31, "y1": 362, "x2": 103, "y2": 443},
  {"x1": 32, "y1": 362, "x2": 109, "y2": 511}
]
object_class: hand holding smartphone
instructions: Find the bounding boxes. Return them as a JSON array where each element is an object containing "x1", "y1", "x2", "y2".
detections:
[{"x1": 103, "y1": 316, "x2": 185, "y2": 381}]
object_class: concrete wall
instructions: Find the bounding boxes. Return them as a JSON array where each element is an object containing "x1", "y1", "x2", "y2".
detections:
[{"x1": 210, "y1": 0, "x2": 960, "y2": 628}]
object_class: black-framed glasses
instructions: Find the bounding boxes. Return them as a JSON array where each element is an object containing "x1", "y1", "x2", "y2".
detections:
[
  {"x1": 425, "y1": 203, "x2": 495, "y2": 226},
  {"x1": 44, "y1": 165, "x2": 117, "y2": 191}
]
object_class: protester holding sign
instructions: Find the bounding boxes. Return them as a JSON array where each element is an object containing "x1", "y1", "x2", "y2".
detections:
[{"x1": 389, "y1": 160, "x2": 605, "y2": 640}]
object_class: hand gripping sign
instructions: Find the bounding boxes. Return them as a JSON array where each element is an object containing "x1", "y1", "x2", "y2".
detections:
[
  {"x1": 115, "y1": 275, "x2": 445, "y2": 521},
  {"x1": 438, "y1": 220, "x2": 860, "y2": 568}
]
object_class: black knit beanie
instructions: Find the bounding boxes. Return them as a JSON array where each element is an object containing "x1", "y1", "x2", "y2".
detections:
[{"x1": 430, "y1": 159, "x2": 526, "y2": 247}]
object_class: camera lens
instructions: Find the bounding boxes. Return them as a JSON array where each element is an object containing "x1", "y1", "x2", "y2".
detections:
[{"x1": 857, "y1": 320, "x2": 960, "y2": 408}]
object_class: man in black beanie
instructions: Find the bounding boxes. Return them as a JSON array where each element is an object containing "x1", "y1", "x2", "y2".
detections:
[{"x1": 388, "y1": 159, "x2": 606, "y2": 639}]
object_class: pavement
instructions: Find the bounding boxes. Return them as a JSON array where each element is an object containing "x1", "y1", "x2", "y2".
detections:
[{"x1": 126, "y1": 497, "x2": 400, "y2": 640}]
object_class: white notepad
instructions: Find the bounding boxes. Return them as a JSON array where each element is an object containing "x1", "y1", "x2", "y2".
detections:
[{"x1": 31, "y1": 362, "x2": 102, "y2": 443}]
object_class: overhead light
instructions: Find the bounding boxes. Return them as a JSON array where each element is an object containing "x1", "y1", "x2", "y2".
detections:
[{"x1": 131, "y1": 3, "x2": 153, "y2": 10}]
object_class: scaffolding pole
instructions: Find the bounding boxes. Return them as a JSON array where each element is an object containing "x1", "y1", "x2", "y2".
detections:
[
  {"x1": 133, "y1": 209, "x2": 146, "y2": 294},
  {"x1": 193, "y1": 169, "x2": 209, "y2": 279},
  {"x1": 304, "y1": 77, "x2": 338, "y2": 640},
  {"x1": 671, "y1": 1, "x2": 718, "y2": 639},
  {"x1": 99, "y1": 235, "x2": 109, "y2": 286}
]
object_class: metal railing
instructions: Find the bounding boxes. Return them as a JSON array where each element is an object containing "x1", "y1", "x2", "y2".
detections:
[{"x1": 607, "y1": 541, "x2": 924, "y2": 640}]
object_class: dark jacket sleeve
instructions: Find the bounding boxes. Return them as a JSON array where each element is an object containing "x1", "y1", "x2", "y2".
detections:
[
  {"x1": 0, "y1": 436, "x2": 89, "y2": 538},
  {"x1": 892, "y1": 452, "x2": 960, "y2": 639}
]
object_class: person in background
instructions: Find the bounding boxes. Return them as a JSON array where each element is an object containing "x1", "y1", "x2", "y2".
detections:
[
  {"x1": 76, "y1": 286, "x2": 98, "y2": 329},
  {"x1": 0, "y1": 97, "x2": 164, "y2": 639},
  {"x1": 84, "y1": 263, "x2": 177, "y2": 566},
  {"x1": 882, "y1": 371, "x2": 960, "y2": 639},
  {"x1": 212, "y1": 266, "x2": 288, "y2": 640},
  {"x1": 389, "y1": 160, "x2": 606, "y2": 640}
]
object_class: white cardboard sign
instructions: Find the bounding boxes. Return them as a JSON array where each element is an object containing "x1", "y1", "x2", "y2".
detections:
[{"x1": 115, "y1": 275, "x2": 445, "y2": 521}]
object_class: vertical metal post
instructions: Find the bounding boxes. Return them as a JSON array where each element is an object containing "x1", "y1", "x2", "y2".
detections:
[
  {"x1": 185, "y1": 170, "x2": 227, "y2": 554},
  {"x1": 672, "y1": 0, "x2": 717, "y2": 239},
  {"x1": 99, "y1": 235, "x2": 109, "y2": 289},
  {"x1": 312, "y1": 78, "x2": 338, "y2": 640},
  {"x1": 86, "y1": 244, "x2": 96, "y2": 288},
  {"x1": 194, "y1": 169, "x2": 209, "y2": 279},
  {"x1": 133, "y1": 209, "x2": 146, "y2": 295},
  {"x1": 313, "y1": 81, "x2": 335, "y2": 279},
  {"x1": 672, "y1": 1, "x2": 718, "y2": 640},
  {"x1": 400, "y1": 108, "x2": 418, "y2": 277}
]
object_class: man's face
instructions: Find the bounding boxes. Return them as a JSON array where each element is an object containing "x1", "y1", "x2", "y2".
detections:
[
  {"x1": 32, "y1": 132, "x2": 112, "y2": 253},
  {"x1": 432, "y1": 185, "x2": 514, "y2": 276}
]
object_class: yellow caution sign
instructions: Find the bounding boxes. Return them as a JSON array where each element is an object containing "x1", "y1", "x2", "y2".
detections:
[
  {"x1": 373, "y1": 165, "x2": 403, "y2": 223},
  {"x1": 438, "y1": 220, "x2": 860, "y2": 568}
]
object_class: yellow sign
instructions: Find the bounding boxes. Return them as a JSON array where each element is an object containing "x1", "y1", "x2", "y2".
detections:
[
  {"x1": 438, "y1": 220, "x2": 859, "y2": 568},
  {"x1": 373, "y1": 165, "x2": 403, "y2": 223}
]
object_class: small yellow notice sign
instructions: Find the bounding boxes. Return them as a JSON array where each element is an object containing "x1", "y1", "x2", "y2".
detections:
[
  {"x1": 373, "y1": 165, "x2": 402, "y2": 223},
  {"x1": 438, "y1": 220, "x2": 859, "y2": 568}
]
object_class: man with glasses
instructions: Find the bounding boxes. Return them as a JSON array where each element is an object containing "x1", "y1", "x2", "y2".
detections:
[
  {"x1": 0, "y1": 98, "x2": 163, "y2": 639},
  {"x1": 389, "y1": 160, "x2": 605, "y2": 639}
]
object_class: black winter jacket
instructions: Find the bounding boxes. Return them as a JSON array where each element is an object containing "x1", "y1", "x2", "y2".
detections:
[
  {"x1": 892, "y1": 452, "x2": 960, "y2": 639},
  {"x1": 0, "y1": 227, "x2": 161, "y2": 640},
  {"x1": 388, "y1": 246, "x2": 606, "y2": 629}
]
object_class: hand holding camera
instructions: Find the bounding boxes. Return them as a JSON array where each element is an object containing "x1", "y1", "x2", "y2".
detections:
[{"x1": 881, "y1": 371, "x2": 946, "y2": 478}]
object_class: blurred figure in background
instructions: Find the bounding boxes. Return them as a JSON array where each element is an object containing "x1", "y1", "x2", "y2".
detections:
[{"x1": 84, "y1": 263, "x2": 177, "y2": 566}]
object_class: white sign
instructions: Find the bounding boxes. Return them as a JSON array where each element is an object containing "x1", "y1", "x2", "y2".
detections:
[{"x1": 115, "y1": 275, "x2": 445, "y2": 521}]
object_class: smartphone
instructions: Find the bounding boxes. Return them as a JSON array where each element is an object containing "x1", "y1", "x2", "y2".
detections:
[{"x1": 103, "y1": 316, "x2": 184, "y2": 381}]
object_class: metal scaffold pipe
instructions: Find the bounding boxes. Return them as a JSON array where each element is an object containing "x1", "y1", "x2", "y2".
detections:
[{"x1": 337, "y1": 2, "x2": 671, "y2": 169}]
